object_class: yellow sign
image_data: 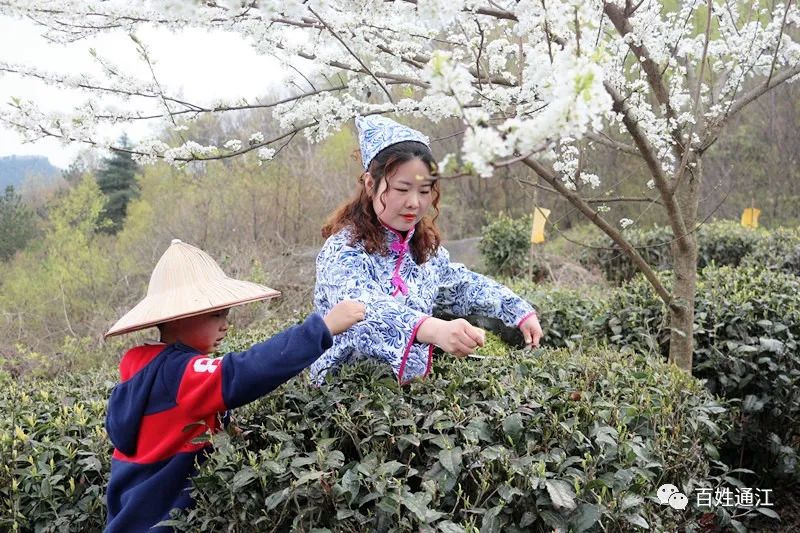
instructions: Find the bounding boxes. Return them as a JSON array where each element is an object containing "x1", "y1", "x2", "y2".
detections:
[
  {"x1": 741, "y1": 207, "x2": 760, "y2": 229},
  {"x1": 531, "y1": 207, "x2": 551, "y2": 244}
]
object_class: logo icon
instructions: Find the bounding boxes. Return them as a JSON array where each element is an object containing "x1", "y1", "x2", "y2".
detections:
[
  {"x1": 657, "y1": 484, "x2": 689, "y2": 510},
  {"x1": 193, "y1": 357, "x2": 221, "y2": 374}
]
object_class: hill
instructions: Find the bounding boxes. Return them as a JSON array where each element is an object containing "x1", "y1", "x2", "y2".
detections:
[{"x1": 0, "y1": 155, "x2": 60, "y2": 190}]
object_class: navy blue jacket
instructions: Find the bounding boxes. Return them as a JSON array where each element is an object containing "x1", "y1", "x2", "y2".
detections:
[{"x1": 105, "y1": 314, "x2": 333, "y2": 532}]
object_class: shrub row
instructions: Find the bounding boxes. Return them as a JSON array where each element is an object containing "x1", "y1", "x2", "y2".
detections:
[
  {"x1": 579, "y1": 220, "x2": 766, "y2": 284},
  {"x1": 597, "y1": 266, "x2": 800, "y2": 482},
  {"x1": 478, "y1": 216, "x2": 799, "y2": 285},
  {"x1": 2, "y1": 344, "x2": 742, "y2": 531},
  {"x1": 0, "y1": 369, "x2": 113, "y2": 532},
  {"x1": 168, "y1": 348, "x2": 733, "y2": 532}
]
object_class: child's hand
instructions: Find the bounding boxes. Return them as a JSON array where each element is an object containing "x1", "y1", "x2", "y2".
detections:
[{"x1": 323, "y1": 300, "x2": 366, "y2": 335}]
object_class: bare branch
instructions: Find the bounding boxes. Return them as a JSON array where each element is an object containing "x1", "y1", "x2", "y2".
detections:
[
  {"x1": 766, "y1": 0, "x2": 794, "y2": 87},
  {"x1": 515, "y1": 177, "x2": 662, "y2": 205},
  {"x1": 584, "y1": 131, "x2": 641, "y2": 157},
  {"x1": 131, "y1": 34, "x2": 181, "y2": 135}
]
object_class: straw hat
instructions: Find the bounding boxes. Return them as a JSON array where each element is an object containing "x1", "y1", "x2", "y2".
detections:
[{"x1": 105, "y1": 239, "x2": 280, "y2": 338}]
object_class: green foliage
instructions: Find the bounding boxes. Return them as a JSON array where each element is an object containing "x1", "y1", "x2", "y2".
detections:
[
  {"x1": 580, "y1": 225, "x2": 672, "y2": 284},
  {"x1": 598, "y1": 266, "x2": 800, "y2": 481},
  {"x1": 741, "y1": 226, "x2": 800, "y2": 275},
  {"x1": 0, "y1": 324, "x2": 772, "y2": 532},
  {"x1": 0, "y1": 186, "x2": 38, "y2": 262},
  {"x1": 164, "y1": 347, "x2": 731, "y2": 532},
  {"x1": 95, "y1": 135, "x2": 139, "y2": 234},
  {"x1": 582, "y1": 221, "x2": 762, "y2": 284},
  {"x1": 0, "y1": 175, "x2": 116, "y2": 358},
  {"x1": 0, "y1": 368, "x2": 113, "y2": 532},
  {"x1": 695, "y1": 221, "x2": 762, "y2": 269},
  {"x1": 478, "y1": 213, "x2": 539, "y2": 278},
  {"x1": 505, "y1": 280, "x2": 606, "y2": 350}
]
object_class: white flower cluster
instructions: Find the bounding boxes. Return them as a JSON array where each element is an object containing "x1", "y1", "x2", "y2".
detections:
[
  {"x1": 248, "y1": 132, "x2": 265, "y2": 145},
  {"x1": 423, "y1": 50, "x2": 475, "y2": 104},
  {"x1": 223, "y1": 139, "x2": 242, "y2": 152},
  {"x1": 0, "y1": 0, "x2": 796, "y2": 176},
  {"x1": 256, "y1": 147, "x2": 276, "y2": 165}
]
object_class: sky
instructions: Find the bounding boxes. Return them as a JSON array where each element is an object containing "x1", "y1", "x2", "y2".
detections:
[{"x1": 0, "y1": 15, "x2": 285, "y2": 168}]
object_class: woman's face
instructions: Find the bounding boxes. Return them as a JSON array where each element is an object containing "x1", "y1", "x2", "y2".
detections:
[{"x1": 368, "y1": 158, "x2": 434, "y2": 232}]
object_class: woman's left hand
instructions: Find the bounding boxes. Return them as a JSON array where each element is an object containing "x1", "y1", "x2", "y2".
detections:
[{"x1": 519, "y1": 313, "x2": 543, "y2": 348}]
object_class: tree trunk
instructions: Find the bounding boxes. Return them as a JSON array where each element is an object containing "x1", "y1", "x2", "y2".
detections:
[{"x1": 668, "y1": 158, "x2": 701, "y2": 371}]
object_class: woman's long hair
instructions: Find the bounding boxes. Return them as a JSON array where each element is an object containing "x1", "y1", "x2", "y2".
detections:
[{"x1": 322, "y1": 140, "x2": 441, "y2": 264}]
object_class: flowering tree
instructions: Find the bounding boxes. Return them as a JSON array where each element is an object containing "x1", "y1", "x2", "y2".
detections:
[{"x1": 2, "y1": 0, "x2": 799, "y2": 371}]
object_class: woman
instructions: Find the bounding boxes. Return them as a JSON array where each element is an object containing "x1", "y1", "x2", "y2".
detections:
[{"x1": 311, "y1": 115, "x2": 542, "y2": 385}]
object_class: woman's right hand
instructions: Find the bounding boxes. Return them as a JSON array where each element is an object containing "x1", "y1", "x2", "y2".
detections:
[
  {"x1": 418, "y1": 317, "x2": 485, "y2": 357},
  {"x1": 323, "y1": 300, "x2": 366, "y2": 335}
]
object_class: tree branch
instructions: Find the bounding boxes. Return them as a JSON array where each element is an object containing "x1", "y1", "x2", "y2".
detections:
[
  {"x1": 307, "y1": 6, "x2": 395, "y2": 103},
  {"x1": 604, "y1": 81, "x2": 690, "y2": 248},
  {"x1": 515, "y1": 177, "x2": 662, "y2": 205},
  {"x1": 520, "y1": 156, "x2": 673, "y2": 306},
  {"x1": 584, "y1": 131, "x2": 642, "y2": 157},
  {"x1": 604, "y1": 2, "x2": 684, "y2": 159},
  {"x1": 671, "y1": 0, "x2": 712, "y2": 196},
  {"x1": 701, "y1": 63, "x2": 800, "y2": 151}
]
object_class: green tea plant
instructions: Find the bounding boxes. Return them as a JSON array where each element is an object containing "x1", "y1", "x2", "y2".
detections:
[
  {"x1": 741, "y1": 226, "x2": 800, "y2": 275},
  {"x1": 1, "y1": 369, "x2": 114, "y2": 532},
  {"x1": 478, "y1": 213, "x2": 542, "y2": 279},
  {"x1": 598, "y1": 266, "x2": 800, "y2": 482},
  {"x1": 166, "y1": 347, "x2": 732, "y2": 532},
  {"x1": 582, "y1": 221, "x2": 763, "y2": 284}
]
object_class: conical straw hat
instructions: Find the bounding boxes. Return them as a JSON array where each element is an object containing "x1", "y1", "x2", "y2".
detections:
[{"x1": 105, "y1": 239, "x2": 280, "y2": 338}]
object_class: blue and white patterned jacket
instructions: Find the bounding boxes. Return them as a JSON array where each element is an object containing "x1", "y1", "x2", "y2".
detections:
[{"x1": 310, "y1": 225, "x2": 537, "y2": 385}]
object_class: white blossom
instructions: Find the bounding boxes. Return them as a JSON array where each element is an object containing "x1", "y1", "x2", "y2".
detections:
[
  {"x1": 0, "y1": 0, "x2": 795, "y2": 176},
  {"x1": 620, "y1": 218, "x2": 634, "y2": 229},
  {"x1": 248, "y1": 132, "x2": 265, "y2": 145},
  {"x1": 223, "y1": 139, "x2": 242, "y2": 152},
  {"x1": 256, "y1": 147, "x2": 276, "y2": 164}
]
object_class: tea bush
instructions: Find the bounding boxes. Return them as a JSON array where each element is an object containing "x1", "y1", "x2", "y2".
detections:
[
  {"x1": 580, "y1": 225, "x2": 673, "y2": 284},
  {"x1": 2, "y1": 298, "x2": 785, "y2": 532},
  {"x1": 166, "y1": 346, "x2": 734, "y2": 532},
  {"x1": 504, "y1": 280, "x2": 606, "y2": 349},
  {"x1": 598, "y1": 266, "x2": 800, "y2": 481},
  {"x1": 0, "y1": 368, "x2": 114, "y2": 532},
  {"x1": 478, "y1": 213, "x2": 545, "y2": 278},
  {"x1": 582, "y1": 221, "x2": 763, "y2": 284},
  {"x1": 741, "y1": 226, "x2": 800, "y2": 275},
  {"x1": 695, "y1": 221, "x2": 763, "y2": 269}
]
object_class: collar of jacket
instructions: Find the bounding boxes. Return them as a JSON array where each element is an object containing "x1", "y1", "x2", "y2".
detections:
[
  {"x1": 380, "y1": 222, "x2": 414, "y2": 296},
  {"x1": 381, "y1": 222, "x2": 415, "y2": 255}
]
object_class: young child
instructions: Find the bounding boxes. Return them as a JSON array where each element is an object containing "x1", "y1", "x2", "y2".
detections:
[{"x1": 103, "y1": 239, "x2": 364, "y2": 532}]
